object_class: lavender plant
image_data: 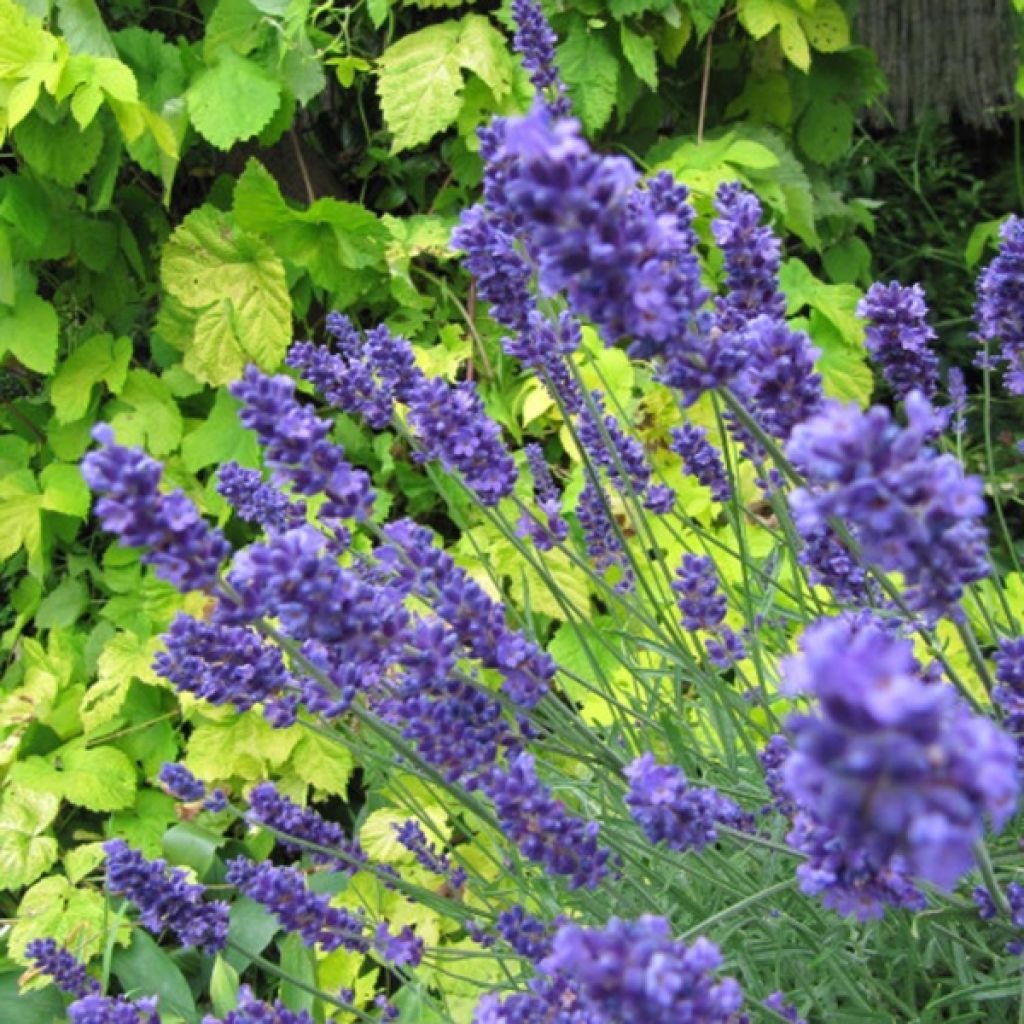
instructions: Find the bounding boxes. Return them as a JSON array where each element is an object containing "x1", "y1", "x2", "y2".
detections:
[{"x1": 22, "y1": 5, "x2": 1024, "y2": 1022}]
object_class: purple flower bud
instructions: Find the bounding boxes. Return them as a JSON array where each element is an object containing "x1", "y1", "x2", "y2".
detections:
[{"x1": 25, "y1": 939, "x2": 99, "y2": 998}]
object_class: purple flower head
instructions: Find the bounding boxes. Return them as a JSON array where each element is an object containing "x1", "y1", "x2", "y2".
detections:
[
  {"x1": 625, "y1": 753, "x2": 746, "y2": 853},
  {"x1": 227, "y1": 858, "x2": 369, "y2": 954},
  {"x1": 373, "y1": 920, "x2": 425, "y2": 967},
  {"x1": 973, "y1": 883, "x2": 1024, "y2": 954},
  {"x1": 483, "y1": 753, "x2": 612, "y2": 889},
  {"x1": 203, "y1": 985, "x2": 314, "y2": 1024},
  {"x1": 230, "y1": 367, "x2": 375, "y2": 524},
  {"x1": 947, "y1": 366, "x2": 968, "y2": 434},
  {"x1": 786, "y1": 393, "x2": 989, "y2": 619},
  {"x1": 157, "y1": 763, "x2": 205, "y2": 803},
  {"x1": 859, "y1": 281, "x2": 939, "y2": 401},
  {"x1": 378, "y1": 519, "x2": 554, "y2": 707},
  {"x1": 518, "y1": 443, "x2": 569, "y2": 551},
  {"x1": 405, "y1": 375, "x2": 519, "y2": 506},
  {"x1": 510, "y1": 0, "x2": 571, "y2": 115},
  {"x1": 246, "y1": 782, "x2": 365, "y2": 870},
  {"x1": 781, "y1": 615, "x2": 1019, "y2": 892},
  {"x1": 993, "y1": 637, "x2": 1024, "y2": 763},
  {"x1": 69, "y1": 995, "x2": 161, "y2": 1024},
  {"x1": 393, "y1": 819, "x2": 466, "y2": 888},
  {"x1": 494, "y1": 107, "x2": 714, "y2": 397},
  {"x1": 975, "y1": 215, "x2": 1024, "y2": 393},
  {"x1": 669, "y1": 423, "x2": 731, "y2": 503},
  {"x1": 217, "y1": 462, "x2": 306, "y2": 533},
  {"x1": 82, "y1": 426, "x2": 230, "y2": 592},
  {"x1": 104, "y1": 839, "x2": 229, "y2": 952},
  {"x1": 155, "y1": 614, "x2": 293, "y2": 712},
  {"x1": 763, "y1": 991, "x2": 808, "y2": 1024},
  {"x1": 575, "y1": 480, "x2": 633, "y2": 590},
  {"x1": 673, "y1": 554, "x2": 727, "y2": 632},
  {"x1": 474, "y1": 974, "x2": 597, "y2": 1024},
  {"x1": 25, "y1": 939, "x2": 99, "y2": 998},
  {"x1": 711, "y1": 182, "x2": 785, "y2": 334},
  {"x1": 542, "y1": 916, "x2": 744, "y2": 1024},
  {"x1": 495, "y1": 905, "x2": 554, "y2": 962}
]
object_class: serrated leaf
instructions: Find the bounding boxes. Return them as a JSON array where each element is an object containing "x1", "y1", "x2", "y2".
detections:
[
  {"x1": 737, "y1": 0, "x2": 809, "y2": 70},
  {"x1": 187, "y1": 49, "x2": 281, "y2": 150},
  {"x1": 12, "y1": 113, "x2": 104, "y2": 186},
  {"x1": 797, "y1": 95, "x2": 853, "y2": 165},
  {"x1": 64, "y1": 841, "x2": 107, "y2": 884},
  {"x1": 0, "y1": 787, "x2": 59, "y2": 891},
  {"x1": 799, "y1": 0, "x2": 848, "y2": 52},
  {"x1": 377, "y1": 21, "x2": 464, "y2": 151},
  {"x1": 181, "y1": 389, "x2": 259, "y2": 472},
  {"x1": 51, "y1": 333, "x2": 132, "y2": 423},
  {"x1": 11, "y1": 744, "x2": 137, "y2": 810},
  {"x1": 108, "y1": 790, "x2": 178, "y2": 857},
  {"x1": 619, "y1": 25, "x2": 657, "y2": 90},
  {"x1": 0, "y1": 476, "x2": 43, "y2": 574},
  {"x1": 57, "y1": 0, "x2": 117, "y2": 56},
  {"x1": 811, "y1": 311, "x2": 872, "y2": 406},
  {"x1": 108, "y1": 368, "x2": 183, "y2": 455},
  {"x1": 8, "y1": 876, "x2": 116, "y2": 964},
  {"x1": 0, "y1": 288, "x2": 58, "y2": 373},
  {"x1": 452, "y1": 14, "x2": 514, "y2": 100},
  {"x1": 286, "y1": 730, "x2": 354, "y2": 796},
  {"x1": 161, "y1": 205, "x2": 291, "y2": 385},
  {"x1": 40, "y1": 462, "x2": 90, "y2": 517},
  {"x1": 186, "y1": 712, "x2": 301, "y2": 781},
  {"x1": 81, "y1": 631, "x2": 162, "y2": 735},
  {"x1": 558, "y1": 19, "x2": 619, "y2": 133},
  {"x1": 779, "y1": 257, "x2": 863, "y2": 345},
  {"x1": 360, "y1": 808, "x2": 432, "y2": 864},
  {"x1": 34, "y1": 576, "x2": 89, "y2": 628}
]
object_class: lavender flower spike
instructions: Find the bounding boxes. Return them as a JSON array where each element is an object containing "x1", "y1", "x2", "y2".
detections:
[
  {"x1": 975, "y1": 214, "x2": 1024, "y2": 393},
  {"x1": 859, "y1": 281, "x2": 939, "y2": 400},
  {"x1": 782, "y1": 615, "x2": 1019, "y2": 892}
]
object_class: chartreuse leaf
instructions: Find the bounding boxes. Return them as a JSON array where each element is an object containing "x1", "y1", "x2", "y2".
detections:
[
  {"x1": 377, "y1": 14, "x2": 515, "y2": 151},
  {"x1": 0, "y1": 286, "x2": 58, "y2": 373},
  {"x1": 160, "y1": 205, "x2": 291, "y2": 385},
  {"x1": 359, "y1": 805, "x2": 450, "y2": 864},
  {"x1": 286, "y1": 729, "x2": 355, "y2": 796},
  {"x1": 181, "y1": 388, "x2": 259, "y2": 473},
  {"x1": 187, "y1": 48, "x2": 281, "y2": 150},
  {"x1": 210, "y1": 955, "x2": 241, "y2": 1017},
  {"x1": 108, "y1": 368, "x2": 183, "y2": 455},
  {"x1": 736, "y1": 0, "x2": 810, "y2": 71},
  {"x1": 806, "y1": 311, "x2": 872, "y2": 407},
  {"x1": 0, "y1": 472, "x2": 45, "y2": 574},
  {"x1": 619, "y1": 25, "x2": 658, "y2": 90},
  {"x1": 557, "y1": 18, "x2": 619, "y2": 133},
  {"x1": 81, "y1": 631, "x2": 162, "y2": 736},
  {"x1": 185, "y1": 711, "x2": 301, "y2": 782},
  {"x1": 0, "y1": 787, "x2": 59, "y2": 891},
  {"x1": 10, "y1": 743, "x2": 137, "y2": 811},
  {"x1": 50, "y1": 332, "x2": 132, "y2": 423},
  {"x1": 0, "y1": 0, "x2": 66, "y2": 133},
  {"x1": 40, "y1": 462, "x2": 90, "y2": 517},
  {"x1": 779, "y1": 257, "x2": 864, "y2": 345},
  {"x1": 9, "y1": 875, "x2": 124, "y2": 964}
]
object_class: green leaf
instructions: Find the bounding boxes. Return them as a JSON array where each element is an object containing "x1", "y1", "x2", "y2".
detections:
[
  {"x1": 377, "y1": 22, "x2": 464, "y2": 151},
  {"x1": 797, "y1": 95, "x2": 853, "y2": 165},
  {"x1": 187, "y1": 49, "x2": 281, "y2": 150},
  {"x1": 108, "y1": 790, "x2": 178, "y2": 857},
  {"x1": 51, "y1": 333, "x2": 132, "y2": 423},
  {"x1": 81, "y1": 631, "x2": 161, "y2": 735},
  {"x1": 0, "y1": 474, "x2": 44, "y2": 574},
  {"x1": 210, "y1": 955, "x2": 241, "y2": 1017},
  {"x1": 279, "y1": 932, "x2": 316, "y2": 1016},
  {"x1": 40, "y1": 462, "x2": 90, "y2": 518},
  {"x1": 112, "y1": 930, "x2": 197, "y2": 1022},
  {"x1": 377, "y1": 15, "x2": 514, "y2": 152},
  {"x1": 10, "y1": 743, "x2": 137, "y2": 811},
  {"x1": 737, "y1": 0, "x2": 809, "y2": 71},
  {"x1": 57, "y1": 0, "x2": 118, "y2": 57},
  {"x1": 558, "y1": 19, "x2": 619, "y2": 133},
  {"x1": 286, "y1": 730, "x2": 354, "y2": 796},
  {"x1": 12, "y1": 113, "x2": 104, "y2": 187},
  {"x1": 225, "y1": 898, "x2": 280, "y2": 972},
  {"x1": 108, "y1": 368, "x2": 183, "y2": 455},
  {"x1": 619, "y1": 25, "x2": 657, "y2": 90},
  {"x1": 0, "y1": 787, "x2": 58, "y2": 891},
  {"x1": 0, "y1": 287, "x2": 58, "y2": 373},
  {"x1": 163, "y1": 822, "x2": 224, "y2": 875},
  {"x1": 798, "y1": 0, "x2": 848, "y2": 52},
  {"x1": 64, "y1": 841, "x2": 107, "y2": 884},
  {"x1": 161, "y1": 205, "x2": 291, "y2": 385},
  {"x1": 8, "y1": 876, "x2": 116, "y2": 964},
  {"x1": 34, "y1": 576, "x2": 89, "y2": 628},
  {"x1": 181, "y1": 389, "x2": 260, "y2": 472},
  {"x1": 0, "y1": 969, "x2": 65, "y2": 1021},
  {"x1": 186, "y1": 712, "x2": 301, "y2": 781},
  {"x1": 810, "y1": 311, "x2": 872, "y2": 406},
  {"x1": 779, "y1": 257, "x2": 863, "y2": 345}
]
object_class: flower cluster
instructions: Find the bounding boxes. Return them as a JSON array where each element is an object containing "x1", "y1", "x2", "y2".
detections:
[
  {"x1": 672, "y1": 555, "x2": 745, "y2": 666},
  {"x1": 786, "y1": 393, "x2": 989, "y2": 619},
  {"x1": 204, "y1": 985, "x2": 314, "y2": 1024},
  {"x1": 518, "y1": 443, "x2": 570, "y2": 551},
  {"x1": 858, "y1": 281, "x2": 939, "y2": 400},
  {"x1": 217, "y1": 461, "x2": 306, "y2": 533},
  {"x1": 975, "y1": 214, "x2": 1024, "y2": 393},
  {"x1": 157, "y1": 762, "x2": 225, "y2": 811},
  {"x1": 542, "y1": 916, "x2": 744, "y2": 1024},
  {"x1": 26, "y1": 939, "x2": 100, "y2": 999},
  {"x1": 973, "y1": 883, "x2": 1024, "y2": 954},
  {"x1": 81, "y1": 426, "x2": 230, "y2": 592},
  {"x1": 105, "y1": 839, "x2": 229, "y2": 952},
  {"x1": 781, "y1": 616, "x2": 1019, "y2": 897},
  {"x1": 625, "y1": 753, "x2": 745, "y2": 852},
  {"x1": 669, "y1": 423, "x2": 731, "y2": 503}
]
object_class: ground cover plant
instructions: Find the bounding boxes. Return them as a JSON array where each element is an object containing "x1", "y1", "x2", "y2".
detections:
[{"x1": 9, "y1": 3, "x2": 1024, "y2": 1022}]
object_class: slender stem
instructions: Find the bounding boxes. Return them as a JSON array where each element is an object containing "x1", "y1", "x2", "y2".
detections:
[{"x1": 974, "y1": 840, "x2": 1013, "y2": 918}]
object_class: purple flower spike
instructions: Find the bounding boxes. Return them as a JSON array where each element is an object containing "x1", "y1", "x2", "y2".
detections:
[
  {"x1": 25, "y1": 939, "x2": 100, "y2": 998},
  {"x1": 782, "y1": 615, "x2": 1019, "y2": 895},
  {"x1": 82, "y1": 426, "x2": 231, "y2": 593},
  {"x1": 859, "y1": 281, "x2": 939, "y2": 401},
  {"x1": 975, "y1": 215, "x2": 1024, "y2": 393}
]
